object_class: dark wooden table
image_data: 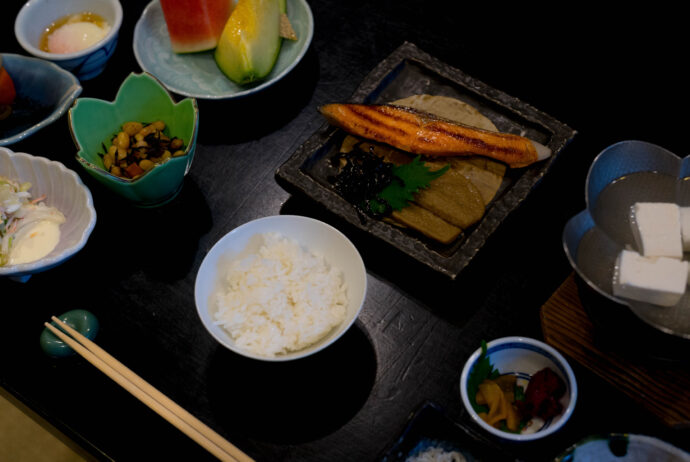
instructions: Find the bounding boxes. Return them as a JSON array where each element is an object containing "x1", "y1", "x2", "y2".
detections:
[{"x1": 2, "y1": 2, "x2": 689, "y2": 461}]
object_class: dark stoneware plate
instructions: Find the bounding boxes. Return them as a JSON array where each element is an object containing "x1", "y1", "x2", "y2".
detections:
[
  {"x1": 276, "y1": 42, "x2": 576, "y2": 278},
  {"x1": 377, "y1": 401, "x2": 513, "y2": 461}
]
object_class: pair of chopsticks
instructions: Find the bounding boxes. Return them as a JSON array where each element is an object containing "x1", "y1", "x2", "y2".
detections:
[{"x1": 44, "y1": 316, "x2": 254, "y2": 462}]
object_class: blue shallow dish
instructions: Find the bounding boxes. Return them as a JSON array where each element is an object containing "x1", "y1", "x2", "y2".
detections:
[
  {"x1": 378, "y1": 401, "x2": 514, "y2": 461},
  {"x1": 555, "y1": 434, "x2": 690, "y2": 462},
  {"x1": 0, "y1": 53, "x2": 82, "y2": 146},
  {"x1": 133, "y1": 0, "x2": 314, "y2": 99}
]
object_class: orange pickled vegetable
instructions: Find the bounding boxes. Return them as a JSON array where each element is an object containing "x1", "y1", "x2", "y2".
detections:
[
  {"x1": 494, "y1": 374, "x2": 517, "y2": 402},
  {"x1": 125, "y1": 163, "x2": 145, "y2": 178},
  {"x1": 477, "y1": 380, "x2": 506, "y2": 426},
  {"x1": 476, "y1": 378, "x2": 521, "y2": 432}
]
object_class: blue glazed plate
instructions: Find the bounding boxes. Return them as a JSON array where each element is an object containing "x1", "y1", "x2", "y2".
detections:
[
  {"x1": 0, "y1": 54, "x2": 82, "y2": 146},
  {"x1": 555, "y1": 434, "x2": 690, "y2": 462},
  {"x1": 378, "y1": 401, "x2": 513, "y2": 462},
  {"x1": 132, "y1": 0, "x2": 313, "y2": 99}
]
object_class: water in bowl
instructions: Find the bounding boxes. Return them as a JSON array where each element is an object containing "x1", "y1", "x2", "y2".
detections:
[
  {"x1": 580, "y1": 170, "x2": 690, "y2": 337},
  {"x1": 590, "y1": 171, "x2": 678, "y2": 248}
]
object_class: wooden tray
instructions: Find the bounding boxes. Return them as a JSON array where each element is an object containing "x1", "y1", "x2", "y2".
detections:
[{"x1": 540, "y1": 273, "x2": 690, "y2": 429}]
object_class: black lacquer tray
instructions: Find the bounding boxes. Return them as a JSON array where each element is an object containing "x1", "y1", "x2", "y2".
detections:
[{"x1": 276, "y1": 41, "x2": 577, "y2": 278}]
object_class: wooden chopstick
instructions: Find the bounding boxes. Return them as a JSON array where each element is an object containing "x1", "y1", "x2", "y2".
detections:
[{"x1": 45, "y1": 317, "x2": 254, "y2": 462}]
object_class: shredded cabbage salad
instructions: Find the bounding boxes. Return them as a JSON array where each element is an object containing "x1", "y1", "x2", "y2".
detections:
[{"x1": 0, "y1": 175, "x2": 65, "y2": 266}]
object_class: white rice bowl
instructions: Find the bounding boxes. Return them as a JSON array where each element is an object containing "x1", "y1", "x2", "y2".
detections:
[{"x1": 195, "y1": 215, "x2": 367, "y2": 361}]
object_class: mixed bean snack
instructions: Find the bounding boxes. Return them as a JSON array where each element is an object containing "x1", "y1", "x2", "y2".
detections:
[{"x1": 101, "y1": 120, "x2": 186, "y2": 179}]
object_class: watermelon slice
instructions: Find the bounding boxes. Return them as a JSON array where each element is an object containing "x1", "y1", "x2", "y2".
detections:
[{"x1": 159, "y1": 0, "x2": 233, "y2": 53}]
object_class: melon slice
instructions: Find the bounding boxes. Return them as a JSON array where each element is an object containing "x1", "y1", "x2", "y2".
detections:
[
  {"x1": 214, "y1": 0, "x2": 282, "y2": 85},
  {"x1": 160, "y1": 0, "x2": 233, "y2": 53}
]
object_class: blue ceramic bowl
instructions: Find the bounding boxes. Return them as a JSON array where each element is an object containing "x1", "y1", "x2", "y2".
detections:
[
  {"x1": 0, "y1": 53, "x2": 82, "y2": 146},
  {"x1": 460, "y1": 337, "x2": 577, "y2": 442},
  {"x1": 14, "y1": 0, "x2": 122, "y2": 80}
]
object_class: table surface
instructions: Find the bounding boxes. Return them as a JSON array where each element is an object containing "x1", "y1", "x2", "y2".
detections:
[{"x1": 2, "y1": 2, "x2": 690, "y2": 461}]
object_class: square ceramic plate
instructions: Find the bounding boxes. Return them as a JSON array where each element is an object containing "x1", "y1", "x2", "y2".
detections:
[
  {"x1": 275, "y1": 42, "x2": 576, "y2": 278},
  {"x1": 378, "y1": 401, "x2": 513, "y2": 461}
]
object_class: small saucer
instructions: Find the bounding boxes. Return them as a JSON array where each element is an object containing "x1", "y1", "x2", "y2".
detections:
[{"x1": 132, "y1": 0, "x2": 313, "y2": 99}]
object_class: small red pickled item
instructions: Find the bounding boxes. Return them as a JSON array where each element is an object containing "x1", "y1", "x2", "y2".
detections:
[{"x1": 0, "y1": 66, "x2": 16, "y2": 106}]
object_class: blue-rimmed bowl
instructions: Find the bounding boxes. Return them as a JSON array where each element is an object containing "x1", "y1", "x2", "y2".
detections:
[
  {"x1": 460, "y1": 336, "x2": 577, "y2": 442},
  {"x1": 563, "y1": 140, "x2": 690, "y2": 360},
  {"x1": 0, "y1": 54, "x2": 82, "y2": 146},
  {"x1": 14, "y1": 0, "x2": 122, "y2": 80},
  {"x1": 0, "y1": 147, "x2": 97, "y2": 282}
]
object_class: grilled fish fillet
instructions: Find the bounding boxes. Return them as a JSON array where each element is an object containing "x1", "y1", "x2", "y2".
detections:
[{"x1": 320, "y1": 103, "x2": 550, "y2": 168}]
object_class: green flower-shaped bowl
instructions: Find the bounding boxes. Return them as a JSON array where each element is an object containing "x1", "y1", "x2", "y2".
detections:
[{"x1": 69, "y1": 72, "x2": 198, "y2": 207}]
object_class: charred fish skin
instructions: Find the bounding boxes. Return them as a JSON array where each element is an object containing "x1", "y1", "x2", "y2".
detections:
[{"x1": 319, "y1": 103, "x2": 551, "y2": 168}]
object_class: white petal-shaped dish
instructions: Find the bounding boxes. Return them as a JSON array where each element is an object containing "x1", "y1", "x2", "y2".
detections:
[{"x1": 0, "y1": 147, "x2": 97, "y2": 281}]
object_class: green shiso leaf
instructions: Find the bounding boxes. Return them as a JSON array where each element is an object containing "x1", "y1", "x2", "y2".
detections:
[
  {"x1": 514, "y1": 384, "x2": 525, "y2": 402},
  {"x1": 467, "y1": 340, "x2": 498, "y2": 414},
  {"x1": 376, "y1": 156, "x2": 449, "y2": 211}
]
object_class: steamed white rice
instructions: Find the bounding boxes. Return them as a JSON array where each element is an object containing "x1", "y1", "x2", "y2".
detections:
[
  {"x1": 214, "y1": 232, "x2": 348, "y2": 357},
  {"x1": 406, "y1": 447, "x2": 467, "y2": 462}
]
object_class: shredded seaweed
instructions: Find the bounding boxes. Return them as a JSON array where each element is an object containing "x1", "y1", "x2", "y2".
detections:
[{"x1": 330, "y1": 144, "x2": 395, "y2": 219}]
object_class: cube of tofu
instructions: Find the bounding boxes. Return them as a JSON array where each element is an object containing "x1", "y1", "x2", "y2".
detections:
[
  {"x1": 613, "y1": 249, "x2": 688, "y2": 307},
  {"x1": 630, "y1": 202, "x2": 683, "y2": 258}
]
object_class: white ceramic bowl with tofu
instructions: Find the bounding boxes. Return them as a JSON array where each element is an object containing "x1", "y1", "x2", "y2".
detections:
[{"x1": 563, "y1": 140, "x2": 690, "y2": 358}]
